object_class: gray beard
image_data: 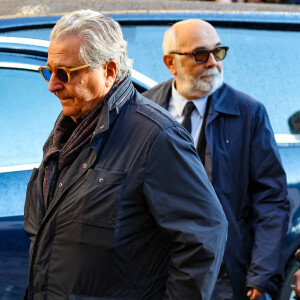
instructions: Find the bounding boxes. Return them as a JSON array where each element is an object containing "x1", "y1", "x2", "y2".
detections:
[{"x1": 177, "y1": 67, "x2": 223, "y2": 99}]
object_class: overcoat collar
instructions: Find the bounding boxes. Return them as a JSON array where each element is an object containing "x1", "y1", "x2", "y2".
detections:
[
  {"x1": 157, "y1": 80, "x2": 241, "y2": 117},
  {"x1": 211, "y1": 83, "x2": 240, "y2": 116}
]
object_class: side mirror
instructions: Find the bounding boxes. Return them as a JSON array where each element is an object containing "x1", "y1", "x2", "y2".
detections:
[{"x1": 288, "y1": 111, "x2": 300, "y2": 134}]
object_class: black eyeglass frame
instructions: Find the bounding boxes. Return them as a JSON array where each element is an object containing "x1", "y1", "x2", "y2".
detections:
[{"x1": 170, "y1": 46, "x2": 229, "y2": 64}]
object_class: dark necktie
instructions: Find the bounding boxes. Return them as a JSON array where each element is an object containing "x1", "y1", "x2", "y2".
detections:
[
  {"x1": 182, "y1": 101, "x2": 195, "y2": 134},
  {"x1": 196, "y1": 96, "x2": 211, "y2": 166}
]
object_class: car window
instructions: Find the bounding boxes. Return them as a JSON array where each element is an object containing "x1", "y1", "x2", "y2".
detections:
[
  {"x1": 123, "y1": 25, "x2": 300, "y2": 135},
  {"x1": 0, "y1": 67, "x2": 60, "y2": 167},
  {"x1": 2, "y1": 25, "x2": 300, "y2": 135}
]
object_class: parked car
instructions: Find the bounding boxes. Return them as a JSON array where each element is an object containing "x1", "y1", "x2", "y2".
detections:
[{"x1": 0, "y1": 10, "x2": 299, "y2": 300}]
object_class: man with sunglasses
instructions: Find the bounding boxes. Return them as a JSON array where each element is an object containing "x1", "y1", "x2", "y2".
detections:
[
  {"x1": 143, "y1": 19, "x2": 289, "y2": 300},
  {"x1": 24, "y1": 10, "x2": 228, "y2": 300}
]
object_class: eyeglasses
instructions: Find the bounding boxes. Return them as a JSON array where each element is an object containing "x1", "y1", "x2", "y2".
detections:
[
  {"x1": 170, "y1": 46, "x2": 229, "y2": 64},
  {"x1": 38, "y1": 64, "x2": 89, "y2": 84}
]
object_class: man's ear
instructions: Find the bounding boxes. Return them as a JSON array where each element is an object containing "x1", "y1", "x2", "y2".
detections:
[
  {"x1": 104, "y1": 61, "x2": 117, "y2": 88},
  {"x1": 163, "y1": 54, "x2": 177, "y2": 76}
]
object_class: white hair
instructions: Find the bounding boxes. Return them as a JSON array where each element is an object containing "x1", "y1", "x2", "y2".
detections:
[
  {"x1": 162, "y1": 26, "x2": 177, "y2": 54},
  {"x1": 50, "y1": 9, "x2": 132, "y2": 81}
]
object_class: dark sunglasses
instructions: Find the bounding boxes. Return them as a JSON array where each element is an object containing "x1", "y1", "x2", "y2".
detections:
[
  {"x1": 170, "y1": 46, "x2": 229, "y2": 64},
  {"x1": 38, "y1": 64, "x2": 89, "y2": 84}
]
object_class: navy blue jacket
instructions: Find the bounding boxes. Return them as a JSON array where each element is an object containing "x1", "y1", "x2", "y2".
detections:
[
  {"x1": 24, "y1": 77, "x2": 227, "y2": 300},
  {"x1": 143, "y1": 80, "x2": 290, "y2": 298}
]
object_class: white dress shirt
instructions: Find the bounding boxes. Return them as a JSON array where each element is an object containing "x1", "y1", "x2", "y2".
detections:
[{"x1": 168, "y1": 80, "x2": 208, "y2": 147}]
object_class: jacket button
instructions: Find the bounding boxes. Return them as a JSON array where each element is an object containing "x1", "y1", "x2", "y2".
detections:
[
  {"x1": 59, "y1": 183, "x2": 63, "y2": 188},
  {"x1": 99, "y1": 178, "x2": 104, "y2": 183},
  {"x1": 82, "y1": 163, "x2": 87, "y2": 168}
]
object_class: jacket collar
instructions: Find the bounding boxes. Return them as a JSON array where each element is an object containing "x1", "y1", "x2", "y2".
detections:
[
  {"x1": 210, "y1": 83, "x2": 240, "y2": 116},
  {"x1": 154, "y1": 79, "x2": 173, "y2": 110},
  {"x1": 107, "y1": 76, "x2": 135, "y2": 113},
  {"x1": 93, "y1": 76, "x2": 135, "y2": 137}
]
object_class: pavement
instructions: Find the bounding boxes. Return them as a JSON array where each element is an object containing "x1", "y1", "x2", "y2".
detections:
[{"x1": 0, "y1": 0, "x2": 300, "y2": 19}]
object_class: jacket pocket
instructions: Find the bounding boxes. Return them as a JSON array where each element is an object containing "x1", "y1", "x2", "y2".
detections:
[{"x1": 71, "y1": 167, "x2": 126, "y2": 228}]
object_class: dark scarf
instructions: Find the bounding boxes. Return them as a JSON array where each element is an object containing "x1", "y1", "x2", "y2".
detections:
[
  {"x1": 42, "y1": 83, "x2": 120, "y2": 209},
  {"x1": 42, "y1": 102, "x2": 103, "y2": 209}
]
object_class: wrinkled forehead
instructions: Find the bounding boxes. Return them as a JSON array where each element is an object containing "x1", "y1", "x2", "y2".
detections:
[{"x1": 48, "y1": 36, "x2": 82, "y2": 66}]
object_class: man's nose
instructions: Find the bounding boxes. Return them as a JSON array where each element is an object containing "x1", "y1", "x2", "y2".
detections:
[
  {"x1": 48, "y1": 72, "x2": 64, "y2": 93},
  {"x1": 205, "y1": 52, "x2": 218, "y2": 68}
]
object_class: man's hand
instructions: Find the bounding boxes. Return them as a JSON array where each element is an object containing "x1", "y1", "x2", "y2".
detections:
[
  {"x1": 246, "y1": 288, "x2": 264, "y2": 300},
  {"x1": 292, "y1": 269, "x2": 300, "y2": 296}
]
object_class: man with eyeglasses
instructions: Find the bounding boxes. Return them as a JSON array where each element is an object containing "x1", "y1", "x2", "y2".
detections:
[
  {"x1": 24, "y1": 10, "x2": 228, "y2": 300},
  {"x1": 143, "y1": 19, "x2": 289, "y2": 300}
]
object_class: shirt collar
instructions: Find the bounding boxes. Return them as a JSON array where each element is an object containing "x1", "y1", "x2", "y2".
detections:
[{"x1": 171, "y1": 80, "x2": 208, "y2": 117}]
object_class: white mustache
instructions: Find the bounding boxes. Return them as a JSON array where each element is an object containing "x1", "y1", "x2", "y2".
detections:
[{"x1": 199, "y1": 68, "x2": 219, "y2": 78}]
